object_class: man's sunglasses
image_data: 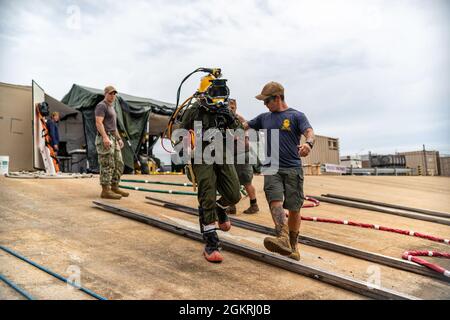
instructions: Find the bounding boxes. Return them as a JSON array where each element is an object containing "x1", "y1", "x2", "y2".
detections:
[
  {"x1": 108, "y1": 91, "x2": 117, "y2": 96},
  {"x1": 264, "y1": 96, "x2": 276, "y2": 105}
]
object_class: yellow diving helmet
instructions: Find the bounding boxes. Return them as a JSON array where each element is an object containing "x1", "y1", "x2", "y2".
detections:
[{"x1": 198, "y1": 76, "x2": 230, "y2": 111}]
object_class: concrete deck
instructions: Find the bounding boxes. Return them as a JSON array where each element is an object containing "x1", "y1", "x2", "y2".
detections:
[{"x1": 1, "y1": 174, "x2": 449, "y2": 300}]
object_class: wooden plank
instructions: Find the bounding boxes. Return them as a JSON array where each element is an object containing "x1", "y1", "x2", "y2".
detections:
[
  {"x1": 145, "y1": 196, "x2": 450, "y2": 283},
  {"x1": 313, "y1": 196, "x2": 450, "y2": 226},
  {"x1": 322, "y1": 194, "x2": 450, "y2": 219},
  {"x1": 93, "y1": 200, "x2": 419, "y2": 300}
]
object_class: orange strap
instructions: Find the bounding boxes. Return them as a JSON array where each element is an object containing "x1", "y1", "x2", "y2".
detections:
[
  {"x1": 38, "y1": 112, "x2": 60, "y2": 172},
  {"x1": 188, "y1": 129, "x2": 196, "y2": 150}
]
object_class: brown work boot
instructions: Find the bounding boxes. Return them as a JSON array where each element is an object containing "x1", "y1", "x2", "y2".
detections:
[
  {"x1": 225, "y1": 205, "x2": 237, "y2": 215},
  {"x1": 288, "y1": 231, "x2": 300, "y2": 261},
  {"x1": 243, "y1": 202, "x2": 259, "y2": 214},
  {"x1": 101, "y1": 185, "x2": 122, "y2": 200},
  {"x1": 111, "y1": 184, "x2": 129, "y2": 197},
  {"x1": 263, "y1": 224, "x2": 292, "y2": 256}
]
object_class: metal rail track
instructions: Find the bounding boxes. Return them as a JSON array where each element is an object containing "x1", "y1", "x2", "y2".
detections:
[
  {"x1": 312, "y1": 196, "x2": 450, "y2": 226},
  {"x1": 144, "y1": 196, "x2": 450, "y2": 283},
  {"x1": 93, "y1": 200, "x2": 419, "y2": 300},
  {"x1": 321, "y1": 194, "x2": 450, "y2": 219}
]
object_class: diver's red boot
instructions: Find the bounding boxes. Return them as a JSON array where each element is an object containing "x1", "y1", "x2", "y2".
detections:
[
  {"x1": 203, "y1": 249, "x2": 223, "y2": 263},
  {"x1": 202, "y1": 230, "x2": 223, "y2": 263}
]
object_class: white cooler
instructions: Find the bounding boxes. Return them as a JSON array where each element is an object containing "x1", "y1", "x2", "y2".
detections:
[{"x1": 0, "y1": 155, "x2": 9, "y2": 175}]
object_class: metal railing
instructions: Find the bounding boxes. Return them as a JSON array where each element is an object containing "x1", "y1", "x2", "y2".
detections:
[{"x1": 344, "y1": 167, "x2": 413, "y2": 176}]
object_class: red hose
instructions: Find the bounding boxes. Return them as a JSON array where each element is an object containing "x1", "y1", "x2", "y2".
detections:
[
  {"x1": 402, "y1": 251, "x2": 450, "y2": 278},
  {"x1": 301, "y1": 196, "x2": 450, "y2": 278},
  {"x1": 303, "y1": 196, "x2": 320, "y2": 208}
]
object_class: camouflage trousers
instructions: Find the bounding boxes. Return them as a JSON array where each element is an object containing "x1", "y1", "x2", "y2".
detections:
[{"x1": 95, "y1": 134, "x2": 124, "y2": 186}]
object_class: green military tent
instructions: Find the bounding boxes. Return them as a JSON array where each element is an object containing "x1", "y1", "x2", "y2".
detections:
[{"x1": 61, "y1": 84, "x2": 175, "y2": 173}]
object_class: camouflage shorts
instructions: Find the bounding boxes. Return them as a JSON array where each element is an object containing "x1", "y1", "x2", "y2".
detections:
[
  {"x1": 95, "y1": 134, "x2": 124, "y2": 186},
  {"x1": 263, "y1": 167, "x2": 305, "y2": 212},
  {"x1": 235, "y1": 164, "x2": 253, "y2": 186}
]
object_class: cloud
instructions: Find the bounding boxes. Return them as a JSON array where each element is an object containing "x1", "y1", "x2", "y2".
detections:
[{"x1": 0, "y1": 0, "x2": 449, "y2": 161}]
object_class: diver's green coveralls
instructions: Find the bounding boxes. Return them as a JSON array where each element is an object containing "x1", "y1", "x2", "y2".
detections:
[{"x1": 180, "y1": 102, "x2": 242, "y2": 226}]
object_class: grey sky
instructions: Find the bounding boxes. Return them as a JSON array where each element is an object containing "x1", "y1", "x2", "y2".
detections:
[{"x1": 1, "y1": 0, "x2": 449, "y2": 161}]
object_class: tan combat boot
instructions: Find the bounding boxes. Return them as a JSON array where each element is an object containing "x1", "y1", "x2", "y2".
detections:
[
  {"x1": 111, "y1": 184, "x2": 129, "y2": 197},
  {"x1": 263, "y1": 224, "x2": 292, "y2": 256},
  {"x1": 288, "y1": 231, "x2": 300, "y2": 261},
  {"x1": 243, "y1": 203, "x2": 259, "y2": 214},
  {"x1": 101, "y1": 185, "x2": 122, "y2": 200}
]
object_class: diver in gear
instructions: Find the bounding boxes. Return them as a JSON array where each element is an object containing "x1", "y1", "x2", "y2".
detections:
[{"x1": 175, "y1": 69, "x2": 241, "y2": 263}]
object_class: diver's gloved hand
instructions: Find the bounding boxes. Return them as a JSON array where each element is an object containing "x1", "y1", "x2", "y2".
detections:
[{"x1": 214, "y1": 109, "x2": 237, "y2": 131}]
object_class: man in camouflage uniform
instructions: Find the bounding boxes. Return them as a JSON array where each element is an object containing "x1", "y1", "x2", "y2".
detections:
[
  {"x1": 179, "y1": 94, "x2": 241, "y2": 263},
  {"x1": 95, "y1": 85, "x2": 129, "y2": 200}
]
